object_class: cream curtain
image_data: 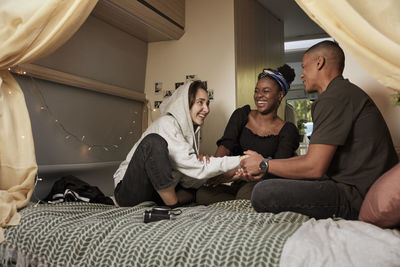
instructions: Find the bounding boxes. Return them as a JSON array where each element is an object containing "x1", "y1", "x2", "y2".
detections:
[
  {"x1": 295, "y1": 0, "x2": 400, "y2": 92},
  {"x1": 0, "y1": 0, "x2": 98, "y2": 243}
]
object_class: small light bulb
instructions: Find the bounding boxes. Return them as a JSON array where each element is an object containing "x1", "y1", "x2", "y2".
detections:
[
  {"x1": 40, "y1": 106, "x2": 45, "y2": 110},
  {"x1": 8, "y1": 68, "x2": 11, "y2": 71},
  {"x1": 119, "y1": 137, "x2": 122, "y2": 140},
  {"x1": 104, "y1": 147, "x2": 109, "y2": 151},
  {"x1": 132, "y1": 121, "x2": 136, "y2": 124},
  {"x1": 55, "y1": 119, "x2": 58, "y2": 123},
  {"x1": 81, "y1": 136, "x2": 85, "y2": 141},
  {"x1": 129, "y1": 131, "x2": 133, "y2": 134},
  {"x1": 88, "y1": 147, "x2": 92, "y2": 151},
  {"x1": 8, "y1": 91, "x2": 12, "y2": 94},
  {"x1": 21, "y1": 135, "x2": 25, "y2": 139},
  {"x1": 23, "y1": 71, "x2": 26, "y2": 75}
]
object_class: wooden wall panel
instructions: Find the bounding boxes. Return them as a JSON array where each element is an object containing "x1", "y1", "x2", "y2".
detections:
[
  {"x1": 266, "y1": 12, "x2": 284, "y2": 68},
  {"x1": 234, "y1": 0, "x2": 284, "y2": 109}
]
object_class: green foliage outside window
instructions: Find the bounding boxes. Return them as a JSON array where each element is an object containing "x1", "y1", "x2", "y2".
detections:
[
  {"x1": 292, "y1": 99, "x2": 312, "y2": 122},
  {"x1": 392, "y1": 93, "x2": 400, "y2": 106},
  {"x1": 288, "y1": 99, "x2": 313, "y2": 134}
]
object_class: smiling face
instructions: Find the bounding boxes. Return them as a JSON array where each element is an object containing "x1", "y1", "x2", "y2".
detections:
[
  {"x1": 301, "y1": 52, "x2": 319, "y2": 93},
  {"x1": 254, "y1": 77, "x2": 283, "y2": 114},
  {"x1": 190, "y1": 88, "x2": 210, "y2": 126}
]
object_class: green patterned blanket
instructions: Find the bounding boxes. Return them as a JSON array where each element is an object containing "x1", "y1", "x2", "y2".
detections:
[{"x1": 1, "y1": 200, "x2": 309, "y2": 267}]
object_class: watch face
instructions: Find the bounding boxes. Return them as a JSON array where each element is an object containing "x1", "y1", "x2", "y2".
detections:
[{"x1": 259, "y1": 160, "x2": 267, "y2": 173}]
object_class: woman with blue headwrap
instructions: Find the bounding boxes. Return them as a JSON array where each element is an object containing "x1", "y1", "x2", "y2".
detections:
[{"x1": 196, "y1": 64, "x2": 300, "y2": 204}]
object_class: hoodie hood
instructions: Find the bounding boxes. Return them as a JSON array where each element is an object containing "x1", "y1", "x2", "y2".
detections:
[{"x1": 159, "y1": 81, "x2": 199, "y2": 153}]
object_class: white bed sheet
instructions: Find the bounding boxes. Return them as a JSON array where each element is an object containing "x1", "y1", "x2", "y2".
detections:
[{"x1": 280, "y1": 218, "x2": 400, "y2": 267}]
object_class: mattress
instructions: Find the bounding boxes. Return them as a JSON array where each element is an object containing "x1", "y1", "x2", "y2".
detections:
[{"x1": 1, "y1": 200, "x2": 309, "y2": 266}]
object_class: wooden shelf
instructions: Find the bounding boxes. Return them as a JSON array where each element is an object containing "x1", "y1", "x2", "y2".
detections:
[{"x1": 10, "y1": 63, "x2": 148, "y2": 131}]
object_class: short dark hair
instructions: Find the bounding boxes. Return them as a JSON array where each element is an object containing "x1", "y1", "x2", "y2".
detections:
[
  {"x1": 188, "y1": 80, "x2": 207, "y2": 109},
  {"x1": 306, "y1": 40, "x2": 345, "y2": 73}
]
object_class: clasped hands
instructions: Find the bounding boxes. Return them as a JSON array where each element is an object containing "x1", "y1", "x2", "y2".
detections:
[
  {"x1": 197, "y1": 150, "x2": 265, "y2": 187},
  {"x1": 237, "y1": 150, "x2": 265, "y2": 181}
]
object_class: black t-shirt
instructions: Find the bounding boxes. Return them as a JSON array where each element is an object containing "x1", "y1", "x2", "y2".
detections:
[
  {"x1": 310, "y1": 76, "x2": 398, "y2": 208},
  {"x1": 217, "y1": 105, "x2": 299, "y2": 159}
]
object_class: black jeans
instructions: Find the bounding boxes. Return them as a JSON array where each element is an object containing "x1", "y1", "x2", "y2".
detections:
[
  {"x1": 251, "y1": 178, "x2": 359, "y2": 219},
  {"x1": 114, "y1": 134, "x2": 177, "y2": 207}
]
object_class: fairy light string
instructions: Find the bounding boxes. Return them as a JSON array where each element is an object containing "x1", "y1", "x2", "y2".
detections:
[{"x1": 25, "y1": 74, "x2": 139, "y2": 152}]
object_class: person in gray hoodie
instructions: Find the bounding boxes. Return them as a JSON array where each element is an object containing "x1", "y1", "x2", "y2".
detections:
[{"x1": 114, "y1": 81, "x2": 241, "y2": 207}]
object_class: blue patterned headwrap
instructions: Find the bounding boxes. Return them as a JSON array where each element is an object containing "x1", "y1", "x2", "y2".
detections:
[{"x1": 258, "y1": 69, "x2": 289, "y2": 95}]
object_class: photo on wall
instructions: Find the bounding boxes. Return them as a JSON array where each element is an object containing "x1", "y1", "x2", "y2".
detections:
[
  {"x1": 164, "y1": 90, "x2": 173, "y2": 98},
  {"x1": 208, "y1": 89, "x2": 214, "y2": 100},
  {"x1": 175, "y1": 82, "x2": 184, "y2": 89},
  {"x1": 185, "y1": 74, "x2": 196, "y2": 82},
  {"x1": 155, "y1": 82, "x2": 162, "y2": 94},
  {"x1": 154, "y1": 100, "x2": 162, "y2": 109}
]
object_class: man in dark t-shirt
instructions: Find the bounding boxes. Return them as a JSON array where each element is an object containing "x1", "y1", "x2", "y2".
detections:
[{"x1": 239, "y1": 41, "x2": 398, "y2": 219}]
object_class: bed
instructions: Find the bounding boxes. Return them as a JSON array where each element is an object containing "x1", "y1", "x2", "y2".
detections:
[{"x1": 1, "y1": 200, "x2": 400, "y2": 267}]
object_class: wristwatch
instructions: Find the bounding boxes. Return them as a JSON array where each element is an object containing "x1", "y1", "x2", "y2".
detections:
[{"x1": 259, "y1": 158, "x2": 270, "y2": 174}]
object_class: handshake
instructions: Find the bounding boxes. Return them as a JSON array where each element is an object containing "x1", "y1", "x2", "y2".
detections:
[
  {"x1": 237, "y1": 151, "x2": 269, "y2": 181},
  {"x1": 202, "y1": 150, "x2": 267, "y2": 187}
]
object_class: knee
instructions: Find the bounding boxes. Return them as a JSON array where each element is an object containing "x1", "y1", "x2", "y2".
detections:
[
  {"x1": 251, "y1": 180, "x2": 286, "y2": 213},
  {"x1": 139, "y1": 133, "x2": 168, "y2": 154},
  {"x1": 135, "y1": 134, "x2": 169, "y2": 161},
  {"x1": 142, "y1": 133, "x2": 167, "y2": 147}
]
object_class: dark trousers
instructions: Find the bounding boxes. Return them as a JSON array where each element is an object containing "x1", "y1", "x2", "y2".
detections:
[
  {"x1": 114, "y1": 134, "x2": 177, "y2": 207},
  {"x1": 251, "y1": 178, "x2": 359, "y2": 219},
  {"x1": 196, "y1": 181, "x2": 258, "y2": 205}
]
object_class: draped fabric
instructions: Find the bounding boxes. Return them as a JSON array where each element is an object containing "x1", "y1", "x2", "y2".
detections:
[
  {"x1": 295, "y1": 0, "x2": 400, "y2": 92},
  {"x1": 0, "y1": 0, "x2": 98, "y2": 243}
]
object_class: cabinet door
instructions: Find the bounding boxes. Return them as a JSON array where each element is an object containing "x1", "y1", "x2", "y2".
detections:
[
  {"x1": 93, "y1": 0, "x2": 185, "y2": 42},
  {"x1": 141, "y1": 0, "x2": 185, "y2": 29}
]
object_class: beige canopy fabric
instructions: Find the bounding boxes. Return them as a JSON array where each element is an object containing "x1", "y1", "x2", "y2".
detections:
[
  {"x1": 0, "y1": 0, "x2": 98, "y2": 243},
  {"x1": 295, "y1": 0, "x2": 400, "y2": 92}
]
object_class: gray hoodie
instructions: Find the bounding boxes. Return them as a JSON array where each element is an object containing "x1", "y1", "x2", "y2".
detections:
[{"x1": 113, "y1": 82, "x2": 240, "y2": 189}]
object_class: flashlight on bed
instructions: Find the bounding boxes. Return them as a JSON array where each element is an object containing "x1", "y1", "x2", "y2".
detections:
[{"x1": 143, "y1": 206, "x2": 182, "y2": 223}]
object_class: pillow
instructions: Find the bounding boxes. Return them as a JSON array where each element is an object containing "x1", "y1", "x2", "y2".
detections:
[{"x1": 358, "y1": 163, "x2": 400, "y2": 228}]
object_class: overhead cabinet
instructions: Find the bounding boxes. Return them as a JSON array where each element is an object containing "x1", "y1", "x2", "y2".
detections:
[{"x1": 93, "y1": 0, "x2": 185, "y2": 42}]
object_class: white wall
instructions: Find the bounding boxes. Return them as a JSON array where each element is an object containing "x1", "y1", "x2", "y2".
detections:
[
  {"x1": 343, "y1": 50, "x2": 400, "y2": 153},
  {"x1": 145, "y1": 0, "x2": 236, "y2": 155},
  {"x1": 35, "y1": 16, "x2": 147, "y2": 91}
]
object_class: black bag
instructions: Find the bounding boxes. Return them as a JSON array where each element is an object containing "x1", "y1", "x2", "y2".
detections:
[{"x1": 44, "y1": 175, "x2": 114, "y2": 205}]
